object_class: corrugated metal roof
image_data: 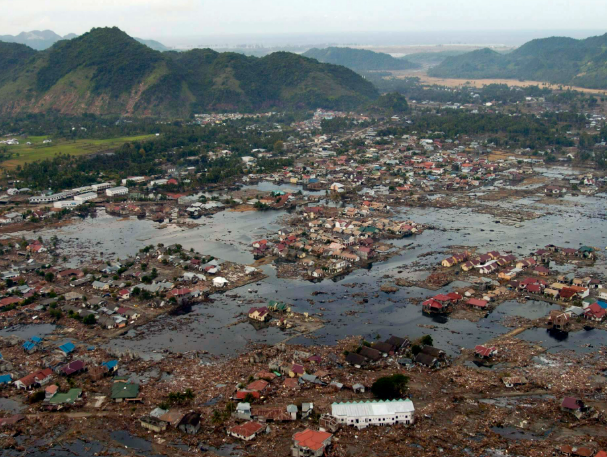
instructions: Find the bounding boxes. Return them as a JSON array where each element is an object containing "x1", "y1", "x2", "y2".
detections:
[{"x1": 332, "y1": 399, "x2": 414, "y2": 417}]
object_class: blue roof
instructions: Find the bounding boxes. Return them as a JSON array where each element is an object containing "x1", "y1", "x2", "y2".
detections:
[
  {"x1": 102, "y1": 360, "x2": 118, "y2": 369},
  {"x1": 31, "y1": 336, "x2": 42, "y2": 343},
  {"x1": 23, "y1": 341, "x2": 36, "y2": 351},
  {"x1": 597, "y1": 301, "x2": 607, "y2": 309},
  {"x1": 0, "y1": 374, "x2": 12, "y2": 384},
  {"x1": 58, "y1": 342, "x2": 75, "y2": 353}
]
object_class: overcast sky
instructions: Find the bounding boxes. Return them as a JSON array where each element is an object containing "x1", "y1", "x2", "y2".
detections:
[{"x1": 2, "y1": 0, "x2": 605, "y2": 41}]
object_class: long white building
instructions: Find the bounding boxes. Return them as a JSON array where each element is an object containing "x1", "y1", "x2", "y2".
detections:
[
  {"x1": 331, "y1": 399, "x2": 414, "y2": 429},
  {"x1": 106, "y1": 186, "x2": 129, "y2": 197}
]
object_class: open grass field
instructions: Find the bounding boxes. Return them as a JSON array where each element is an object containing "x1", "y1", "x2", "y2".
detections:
[
  {"x1": 388, "y1": 70, "x2": 607, "y2": 95},
  {"x1": 1, "y1": 134, "x2": 155, "y2": 169}
]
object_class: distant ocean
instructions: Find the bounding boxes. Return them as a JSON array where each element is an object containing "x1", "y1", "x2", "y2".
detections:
[{"x1": 159, "y1": 29, "x2": 605, "y2": 49}]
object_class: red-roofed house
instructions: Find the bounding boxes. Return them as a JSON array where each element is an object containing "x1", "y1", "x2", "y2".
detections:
[
  {"x1": 292, "y1": 429, "x2": 333, "y2": 457},
  {"x1": 467, "y1": 298, "x2": 488, "y2": 309},
  {"x1": 15, "y1": 368, "x2": 53, "y2": 390},
  {"x1": 246, "y1": 379, "x2": 269, "y2": 392},
  {"x1": 228, "y1": 421, "x2": 264, "y2": 441},
  {"x1": 249, "y1": 307, "x2": 270, "y2": 322},
  {"x1": 584, "y1": 303, "x2": 606, "y2": 322}
]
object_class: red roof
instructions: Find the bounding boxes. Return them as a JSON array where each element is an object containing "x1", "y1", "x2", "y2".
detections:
[
  {"x1": 422, "y1": 299, "x2": 443, "y2": 309},
  {"x1": 433, "y1": 294, "x2": 451, "y2": 302},
  {"x1": 475, "y1": 345, "x2": 496, "y2": 357},
  {"x1": 467, "y1": 298, "x2": 488, "y2": 308},
  {"x1": 246, "y1": 380, "x2": 269, "y2": 391},
  {"x1": 291, "y1": 364, "x2": 305, "y2": 374},
  {"x1": 229, "y1": 421, "x2": 263, "y2": 438},
  {"x1": 293, "y1": 429, "x2": 332, "y2": 452},
  {"x1": 235, "y1": 390, "x2": 260, "y2": 400},
  {"x1": 447, "y1": 292, "x2": 462, "y2": 301},
  {"x1": 283, "y1": 378, "x2": 299, "y2": 389}
]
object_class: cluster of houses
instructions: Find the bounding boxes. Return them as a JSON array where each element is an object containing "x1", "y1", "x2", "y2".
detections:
[
  {"x1": 0, "y1": 337, "x2": 123, "y2": 409},
  {"x1": 252, "y1": 205, "x2": 422, "y2": 280}
]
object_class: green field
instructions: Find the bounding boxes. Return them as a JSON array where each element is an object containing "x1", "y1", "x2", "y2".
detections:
[{"x1": 1, "y1": 134, "x2": 155, "y2": 169}]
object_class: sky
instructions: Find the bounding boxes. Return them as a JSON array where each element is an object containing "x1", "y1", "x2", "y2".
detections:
[{"x1": 1, "y1": 0, "x2": 606, "y2": 44}]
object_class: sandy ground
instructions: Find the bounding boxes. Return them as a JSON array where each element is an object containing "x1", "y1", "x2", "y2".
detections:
[{"x1": 388, "y1": 70, "x2": 607, "y2": 94}]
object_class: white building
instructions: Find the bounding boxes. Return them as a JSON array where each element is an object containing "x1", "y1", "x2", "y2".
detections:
[
  {"x1": 331, "y1": 399, "x2": 414, "y2": 429},
  {"x1": 106, "y1": 186, "x2": 129, "y2": 197},
  {"x1": 92, "y1": 182, "x2": 112, "y2": 192},
  {"x1": 74, "y1": 192, "x2": 97, "y2": 203},
  {"x1": 54, "y1": 200, "x2": 80, "y2": 209},
  {"x1": 121, "y1": 176, "x2": 145, "y2": 185}
]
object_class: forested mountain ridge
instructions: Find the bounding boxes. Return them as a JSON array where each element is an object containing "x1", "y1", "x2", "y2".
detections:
[
  {"x1": 429, "y1": 33, "x2": 607, "y2": 89},
  {"x1": 0, "y1": 29, "x2": 169, "y2": 51},
  {"x1": 0, "y1": 28, "x2": 379, "y2": 116},
  {"x1": 303, "y1": 47, "x2": 420, "y2": 71}
]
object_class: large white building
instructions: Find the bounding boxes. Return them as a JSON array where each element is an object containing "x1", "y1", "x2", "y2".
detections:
[
  {"x1": 74, "y1": 192, "x2": 97, "y2": 203},
  {"x1": 331, "y1": 399, "x2": 414, "y2": 429},
  {"x1": 54, "y1": 200, "x2": 80, "y2": 209},
  {"x1": 106, "y1": 186, "x2": 129, "y2": 197}
]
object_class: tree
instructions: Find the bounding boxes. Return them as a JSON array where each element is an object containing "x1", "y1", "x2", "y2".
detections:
[
  {"x1": 44, "y1": 272, "x2": 55, "y2": 282},
  {"x1": 421, "y1": 335, "x2": 433, "y2": 346},
  {"x1": 411, "y1": 344, "x2": 421, "y2": 356},
  {"x1": 371, "y1": 374, "x2": 409, "y2": 400},
  {"x1": 83, "y1": 314, "x2": 96, "y2": 325}
]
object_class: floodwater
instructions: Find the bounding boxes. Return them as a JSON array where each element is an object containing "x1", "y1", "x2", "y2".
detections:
[
  {"x1": 25, "y1": 190, "x2": 607, "y2": 359},
  {"x1": 519, "y1": 327, "x2": 607, "y2": 354},
  {"x1": 0, "y1": 323, "x2": 56, "y2": 339}
]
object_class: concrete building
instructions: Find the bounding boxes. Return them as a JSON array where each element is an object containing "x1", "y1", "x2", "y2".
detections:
[
  {"x1": 331, "y1": 399, "x2": 414, "y2": 429},
  {"x1": 106, "y1": 186, "x2": 129, "y2": 197},
  {"x1": 54, "y1": 200, "x2": 80, "y2": 209},
  {"x1": 74, "y1": 192, "x2": 97, "y2": 203}
]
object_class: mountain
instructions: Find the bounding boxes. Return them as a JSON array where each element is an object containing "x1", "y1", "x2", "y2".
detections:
[
  {"x1": 402, "y1": 50, "x2": 469, "y2": 68},
  {"x1": 303, "y1": 47, "x2": 420, "y2": 72},
  {"x1": 135, "y1": 38, "x2": 169, "y2": 52},
  {"x1": 0, "y1": 27, "x2": 378, "y2": 116},
  {"x1": 429, "y1": 33, "x2": 607, "y2": 89},
  {"x1": 0, "y1": 30, "x2": 170, "y2": 52},
  {"x1": 0, "y1": 30, "x2": 68, "y2": 51}
]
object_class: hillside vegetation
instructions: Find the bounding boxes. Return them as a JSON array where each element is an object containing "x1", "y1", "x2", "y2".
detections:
[
  {"x1": 303, "y1": 47, "x2": 420, "y2": 72},
  {"x1": 429, "y1": 34, "x2": 607, "y2": 89},
  {"x1": 0, "y1": 28, "x2": 378, "y2": 116}
]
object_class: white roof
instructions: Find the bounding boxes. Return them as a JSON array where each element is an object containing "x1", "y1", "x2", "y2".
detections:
[{"x1": 332, "y1": 399, "x2": 414, "y2": 418}]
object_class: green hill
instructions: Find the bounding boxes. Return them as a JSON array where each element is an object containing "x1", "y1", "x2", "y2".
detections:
[
  {"x1": 429, "y1": 33, "x2": 607, "y2": 89},
  {"x1": 402, "y1": 50, "x2": 468, "y2": 67},
  {"x1": 303, "y1": 47, "x2": 420, "y2": 72},
  {"x1": 0, "y1": 28, "x2": 378, "y2": 116}
]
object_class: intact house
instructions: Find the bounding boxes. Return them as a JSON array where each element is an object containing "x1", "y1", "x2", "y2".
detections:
[
  {"x1": 291, "y1": 429, "x2": 333, "y2": 457},
  {"x1": 227, "y1": 421, "x2": 265, "y2": 441},
  {"x1": 249, "y1": 307, "x2": 270, "y2": 322},
  {"x1": 331, "y1": 399, "x2": 414, "y2": 429},
  {"x1": 15, "y1": 368, "x2": 53, "y2": 390}
]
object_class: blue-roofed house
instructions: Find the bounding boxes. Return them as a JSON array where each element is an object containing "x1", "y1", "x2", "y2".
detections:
[
  {"x1": 0, "y1": 374, "x2": 12, "y2": 386},
  {"x1": 597, "y1": 301, "x2": 607, "y2": 309},
  {"x1": 23, "y1": 337, "x2": 42, "y2": 353},
  {"x1": 102, "y1": 360, "x2": 119, "y2": 373},
  {"x1": 58, "y1": 342, "x2": 76, "y2": 356}
]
